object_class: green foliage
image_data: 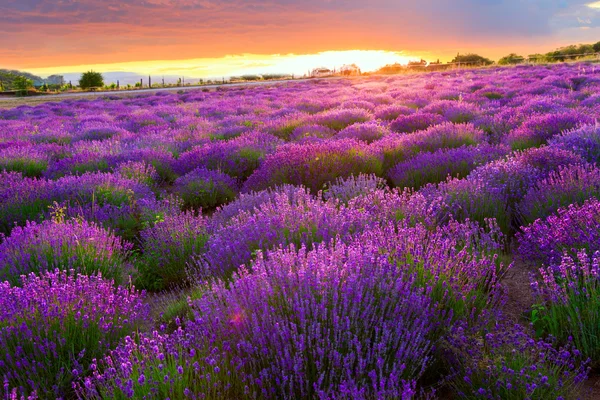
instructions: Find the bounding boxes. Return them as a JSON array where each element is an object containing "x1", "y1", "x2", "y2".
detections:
[
  {"x1": 451, "y1": 53, "x2": 494, "y2": 66},
  {"x1": 13, "y1": 75, "x2": 33, "y2": 96},
  {"x1": 532, "y1": 251, "x2": 600, "y2": 368},
  {"x1": 79, "y1": 70, "x2": 104, "y2": 90},
  {"x1": 594, "y1": 41, "x2": 600, "y2": 53},
  {"x1": 498, "y1": 53, "x2": 525, "y2": 65}
]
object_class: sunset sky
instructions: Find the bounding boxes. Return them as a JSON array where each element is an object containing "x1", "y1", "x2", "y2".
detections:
[{"x1": 2, "y1": 0, "x2": 600, "y2": 79}]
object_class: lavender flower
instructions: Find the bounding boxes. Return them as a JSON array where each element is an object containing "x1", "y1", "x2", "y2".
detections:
[{"x1": 0, "y1": 270, "x2": 147, "y2": 398}]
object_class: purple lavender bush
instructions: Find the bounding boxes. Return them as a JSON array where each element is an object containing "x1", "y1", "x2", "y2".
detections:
[
  {"x1": 311, "y1": 108, "x2": 372, "y2": 131},
  {"x1": 0, "y1": 171, "x2": 53, "y2": 235},
  {"x1": 446, "y1": 321, "x2": 589, "y2": 399},
  {"x1": 78, "y1": 240, "x2": 438, "y2": 399},
  {"x1": 389, "y1": 112, "x2": 446, "y2": 134},
  {"x1": 389, "y1": 144, "x2": 509, "y2": 190},
  {"x1": 506, "y1": 111, "x2": 591, "y2": 150},
  {"x1": 137, "y1": 211, "x2": 209, "y2": 291},
  {"x1": 0, "y1": 218, "x2": 131, "y2": 285},
  {"x1": 173, "y1": 167, "x2": 239, "y2": 210},
  {"x1": 0, "y1": 145, "x2": 49, "y2": 177},
  {"x1": 334, "y1": 121, "x2": 390, "y2": 143},
  {"x1": 115, "y1": 160, "x2": 159, "y2": 186},
  {"x1": 517, "y1": 198, "x2": 600, "y2": 266},
  {"x1": 323, "y1": 173, "x2": 387, "y2": 203},
  {"x1": 0, "y1": 270, "x2": 147, "y2": 398},
  {"x1": 202, "y1": 186, "x2": 373, "y2": 276},
  {"x1": 518, "y1": 163, "x2": 600, "y2": 226},
  {"x1": 434, "y1": 157, "x2": 541, "y2": 235},
  {"x1": 242, "y1": 139, "x2": 383, "y2": 193},
  {"x1": 374, "y1": 122, "x2": 485, "y2": 171},
  {"x1": 531, "y1": 250, "x2": 600, "y2": 368},
  {"x1": 289, "y1": 124, "x2": 336, "y2": 142},
  {"x1": 174, "y1": 131, "x2": 282, "y2": 179},
  {"x1": 549, "y1": 123, "x2": 600, "y2": 164}
]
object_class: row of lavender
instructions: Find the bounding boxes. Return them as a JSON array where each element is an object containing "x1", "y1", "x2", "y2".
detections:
[{"x1": 1, "y1": 63, "x2": 600, "y2": 399}]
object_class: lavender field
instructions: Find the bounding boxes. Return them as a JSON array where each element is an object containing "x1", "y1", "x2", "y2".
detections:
[{"x1": 2, "y1": 63, "x2": 600, "y2": 399}]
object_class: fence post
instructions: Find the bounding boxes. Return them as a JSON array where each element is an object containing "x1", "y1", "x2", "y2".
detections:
[
  {"x1": 140, "y1": 78, "x2": 143, "y2": 88},
  {"x1": 117, "y1": 80, "x2": 120, "y2": 89},
  {"x1": 149, "y1": 76, "x2": 151, "y2": 88}
]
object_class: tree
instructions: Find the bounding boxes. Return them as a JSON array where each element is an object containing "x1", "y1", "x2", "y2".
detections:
[
  {"x1": 594, "y1": 41, "x2": 600, "y2": 53},
  {"x1": 498, "y1": 53, "x2": 525, "y2": 65},
  {"x1": 451, "y1": 53, "x2": 493, "y2": 66},
  {"x1": 13, "y1": 75, "x2": 33, "y2": 96},
  {"x1": 79, "y1": 71, "x2": 104, "y2": 90}
]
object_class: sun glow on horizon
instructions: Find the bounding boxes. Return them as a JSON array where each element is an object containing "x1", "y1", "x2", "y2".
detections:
[
  {"x1": 25, "y1": 50, "x2": 428, "y2": 80},
  {"x1": 587, "y1": 1, "x2": 600, "y2": 8}
]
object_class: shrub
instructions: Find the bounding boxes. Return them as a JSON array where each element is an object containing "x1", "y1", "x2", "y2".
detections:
[
  {"x1": 389, "y1": 144, "x2": 509, "y2": 190},
  {"x1": 517, "y1": 198, "x2": 600, "y2": 266},
  {"x1": 498, "y1": 53, "x2": 525, "y2": 65},
  {"x1": 446, "y1": 321, "x2": 588, "y2": 399},
  {"x1": 79, "y1": 71, "x2": 104, "y2": 90},
  {"x1": 549, "y1": 123, "x2": 600, "y2": 164},
  {"x1": 0, "y1": 271, "x2": 147, "y2": 398},
  {"x1": 0, "y1": 218, "x2": 131, "y2": 285},
  {"x1": 173, "y1": 167, "x2": 239, "y2": 210},
  {"x1": 115, "y1": 160, "x2": 159, "y2": 186},
  {"x1": 506, "y1": 112, "x2": 591, "y2": 150},
  {"x1": 13, "y1": 76, "x2": 33, "y2": 96},
  {"x1": 0, "y1": 145, "x2": 49, "y2": 177},
  {"x1": 80, "y1": 240, "x2": 438, "y2": 399},
  {"x1": 334, "y1": 121, "x2": 390, "y2": 143},
  {"x1": 137, "y1": 211, "x2": 209, "y2": 291},
  {"x1": 289, "y1": 124, "x2": 335, "y2": 142},
  {"x1": 202, "y1": 186, "x2": 373, "y2": 276},
  {"x1": 311, "y1": 108, "x2": 372, "y2": 131},
  {"x1": 243, "y1": 139, "x2": 383, "y2": 193},
  {"x1": 174, "y1": 131, "x2": 282, "y2": 179},
  {"x1": 374, "y1": 104, "x2": 415, "y2": 121},
  {"x1": 531, "y1": 250, "x2": 600, "y2": 367},
  {"x1": 518, "y1": 163, "x2": 600, "y2": 226},
  {"x1": 374, "y1": 122, "x2": 485, "y2": 171},
  {"x1": 323, "y1": 173, "x2": 387, "y2": 203},
  {"x1": 389, "y1": 112, "x2": 446, "y2": 134}
]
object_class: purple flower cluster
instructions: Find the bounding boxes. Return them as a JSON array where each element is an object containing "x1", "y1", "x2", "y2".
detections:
[
  {"x1": 531, "y1": 250, "x2": 600, "y2": 367},
  {"x1": 0, "y1": 218, "x2": 131, "y2": 284},
  {"x1": 517, "y1": 198, "x2": 600, "y2": 266},
  {"x1": 334, "y1": 121, "x2": 390, "y2": 143},
  {"x1": 137, "y1": 211, "x2": 209, "y2": 290},
  {"x1": 243, "y1": 139, "x2": 384, "y2": 193},
  {"x1": 446, "y1": 321, "x2": 589, "y2": 400},
  {"x1": 389, "y1": 112, "x2": 446, "y2": 133},
  {"x1": 174, "y1": 131, "x2": 282, "y2": 178},
  {"x1": 506, "y1": 111, "x2": 592, "y2": 150},
  {"x1": 389, "y1": 144, "x2": 509, "y2": 189},
  {"x1": 202, "y1": 186, "x2": 374, "y2": 276},
  {"x1": 518, "y1": 163, "x2": 600, "y2": 226},
  {"x1": 173, "y1": 167, "x2": 239, "y2": 210},
  {"x1": 0, "y1": 270, "x2": 147, "y2": 398},
  {"x1": 549, "y1": 123, "x2": 600, "y2": 164}
]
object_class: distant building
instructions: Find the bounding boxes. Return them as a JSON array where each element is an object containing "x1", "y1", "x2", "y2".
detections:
[{"x1": 310, "y1": 67, "x2": 333, "y2": 77}]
